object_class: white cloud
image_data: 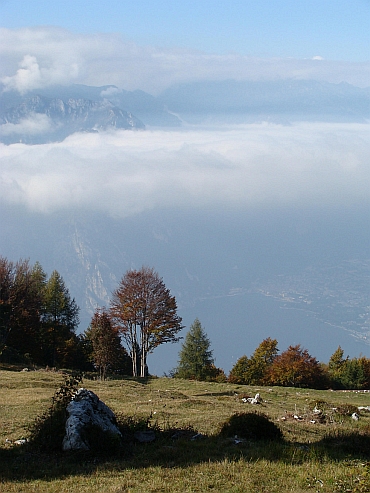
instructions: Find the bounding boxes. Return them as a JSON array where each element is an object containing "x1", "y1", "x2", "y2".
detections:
[
  {"x1": 100, "y1": 86, "x2": 121, "y2": 98},
  {"x1": 0, "y1": 123, "x2": 369, "y2": 216},
  {"x1": 0, "y1": 27, "x2": 369, "y2": 95},
  {"x1": 0, "y1": 113, "x2": 53, "y2": 136},
  {"x1": 1, "y1": 54, "x2": 79, "y2": 94}
]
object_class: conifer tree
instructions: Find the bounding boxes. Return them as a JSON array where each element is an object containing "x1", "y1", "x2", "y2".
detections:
[
  {"x1": 42, "y1": 270, "x2": 79, "y2": 367},
  {"x1": 174, "y1": 318, "x2": 215, "y2": 380},
  {"x1": 328, "y1": 346, "x2": 347, "y2": 388}
]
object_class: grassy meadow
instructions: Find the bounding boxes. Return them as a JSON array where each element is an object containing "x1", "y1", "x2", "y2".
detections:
[{"x1": 1, "y1": 367, "x2": 370, "y2": 492}]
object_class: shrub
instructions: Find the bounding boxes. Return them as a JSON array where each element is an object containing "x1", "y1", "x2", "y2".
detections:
[
  {"x1": 219, "y1": 412, "x2": 283, "y2": 441},
  {"x1": 28, "y1": 373, "x2": 83, "y2": 451}
]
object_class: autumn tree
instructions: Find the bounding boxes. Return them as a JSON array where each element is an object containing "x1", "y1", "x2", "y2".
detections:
[
  {"x1": 266, "y1": 344, "x2": 326, "y2": 389},
  {"x1": 0, "y1": 257, "x2": 45, "y2": 362},
  {"x1": 327, "y1": 346, "x2": 348, "y2": 388},
  {"x1": 247, "y1": 337, "x2": 278, "y2": 384},
  {"x1": 110, "y1": 266, "x2": 183, "y2": 377},
  {"x1": 85, "y1": 309, "x2": 129, "y2": 380},
  {"x1": 229, "y1": 338, "x2": 278, "y2": 384},
  {"x1": 41, "y1": 270, "x2": 79, "y2": 367},
  {"x1": 174, "y1": 318, "x2": 222, "y2": 381},
  {"x1": 0, "y1": 256, "x2": 15, "y2": 355},
  {"x1": 228, "y1": 355, "x2": 250, "y2": 384}
]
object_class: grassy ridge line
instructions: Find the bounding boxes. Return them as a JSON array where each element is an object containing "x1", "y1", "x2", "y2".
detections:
[{"x1": 1, "y1": 369, "x2": 370, "y2": 492}]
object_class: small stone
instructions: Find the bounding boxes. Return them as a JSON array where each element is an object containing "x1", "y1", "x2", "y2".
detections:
[{"x1": 14, "y1": 439, "x2": 27, "y2": 445}]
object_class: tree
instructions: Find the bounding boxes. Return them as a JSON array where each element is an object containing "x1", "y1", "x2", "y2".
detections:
[
  {"x1": 110, "y1": 266, "x2": 183, "y2": 377},
  {"x1": 0, "y1": 257, "x2": 45, "y2": 362},
  {"x1": 266, "y1": 344, "x2": 326, "y2": 388},
  {"x1": 229, "y1": 338, "x2": 278, "y2": 385},
  {"x1": 327, "y1": 346, "x2": 348, "y2": 388},
  {"x1": 228, "y1": 355, "x2": 250, "y2": 384},
  {"x1": 42, "y1": 270, "x2": 79, "y2": 367},
  {"x1": 85, "y1": 309, "x2": 128, "y2": 380},
  {"x1": 339, "y1": 357, "x2": 370, "y2": 390},
  {"x1": 247, "y1": 337, "x2": 279, "y2": 384},
  {"x1": 0, "y1": 256, "x2": 16, "y2": 355},
  {"x1": 174, "y1": 318, "x2": 217, "y2": 381}
]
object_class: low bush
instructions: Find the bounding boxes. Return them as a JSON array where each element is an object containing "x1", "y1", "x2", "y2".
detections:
[
  {"x1": 28, "y1": 373, "x2": 83, "y2": 452},
  {"x1": 219, "y1": 411, "x2": 283, "y2": 441}
]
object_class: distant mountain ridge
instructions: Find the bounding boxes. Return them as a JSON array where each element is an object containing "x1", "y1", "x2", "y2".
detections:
[
  {"x1": 159, "y1": 79, "x2": 370, "y2": 124},
  {"x1": 0, "y1": 93, "x2": 145, "y2": 144},
  {"x1": 0, "y1": 83, "x2": 182, "y2": 144},
  {"x1": 0, "y1": 79, "x2": 369, "y2": 144}
]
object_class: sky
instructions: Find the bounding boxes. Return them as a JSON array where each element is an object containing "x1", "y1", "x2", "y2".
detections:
[
  {"x1": 0, "y1": 0, "x2": 369, "y2": 94},
  {"x1": 1, "y1": 0, "x2": 370, "y2": 61}
]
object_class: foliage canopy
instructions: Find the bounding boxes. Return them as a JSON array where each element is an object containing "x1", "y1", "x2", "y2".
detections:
[{"x1": 110, "y1": 266, "x2": 183, "y2": 377}]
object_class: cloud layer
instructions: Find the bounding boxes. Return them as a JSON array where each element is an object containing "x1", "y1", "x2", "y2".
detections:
[
  {"x1": 1, "y1": 123, "x2": 369, "y2": 217},
  {"x1": 1, "y1": 27, "x2": 369, "y2": 95}
]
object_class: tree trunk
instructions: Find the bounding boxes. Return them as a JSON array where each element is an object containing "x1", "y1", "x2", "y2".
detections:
[{"x1": 131, "y1": 347, "x2": 137, "y2": 377}]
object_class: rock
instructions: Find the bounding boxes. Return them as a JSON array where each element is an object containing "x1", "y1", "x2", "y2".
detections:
[
  {"x1": 14, "y1": 439, "x2": 28, "y2": 445},
  {"x1": 242, "y1": 393, "x2": 263, "y2": 405},
  {"x1": 358, "y1": 406, "x2": 370, "y2": 412},
  {"x1": 134, "y1": 430, "x2": 156, "y2": 443},
  {"x1": 62, "y1": 388, "x2": 122, "y2": 451},
  {"x1": 191, "y1": 433, "x2": 205, "y2": 441}
]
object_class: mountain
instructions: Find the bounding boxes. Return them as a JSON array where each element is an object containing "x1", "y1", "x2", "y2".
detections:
[
  {"x1": 1, "y1": 79, "x2": 368, "y2": 143},
  {"x1": 0, "y1": 94, "x2": 145, "y2": 144},
  {"x1": 0, "y1": 83, "x2": 183, "y2": 144},
  {"x1": 159, "y1": 79, "x2": 370, "y2": 124}
]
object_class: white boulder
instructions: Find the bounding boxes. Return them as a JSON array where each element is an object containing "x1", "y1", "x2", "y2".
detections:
[{"x1": 62, "y1": 388, "x2": 122, "y2": 451}]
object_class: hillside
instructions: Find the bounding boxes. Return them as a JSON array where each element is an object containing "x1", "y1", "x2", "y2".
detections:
[{"x1": 1, "y1": 370, "x2": 370, "y2": 492}]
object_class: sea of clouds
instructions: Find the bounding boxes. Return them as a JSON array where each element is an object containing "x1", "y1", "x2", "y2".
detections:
[
  {"x1": 1, "y1": 122, "x2": 369, "y2": 217},
  {"x1": 1, "y1": 27, "x2": 369, "y2": 221}
]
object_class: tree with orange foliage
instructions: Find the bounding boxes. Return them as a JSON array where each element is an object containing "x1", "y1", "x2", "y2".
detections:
[
  {"x1": 266, "y1": 344, "x2": 326, "y2": 388},
  {"x1": 110, "y1": 266, "x2": 183, "y2": 377}
]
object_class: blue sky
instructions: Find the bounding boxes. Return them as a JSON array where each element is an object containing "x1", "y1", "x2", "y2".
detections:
[{"x1": 1, "y1": 0, "x2": 369, "y2": 61}]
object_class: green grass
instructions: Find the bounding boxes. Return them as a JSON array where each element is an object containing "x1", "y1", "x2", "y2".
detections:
[{"x1": 1, "y1": 368, "x2": 370, "y2": 492}]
